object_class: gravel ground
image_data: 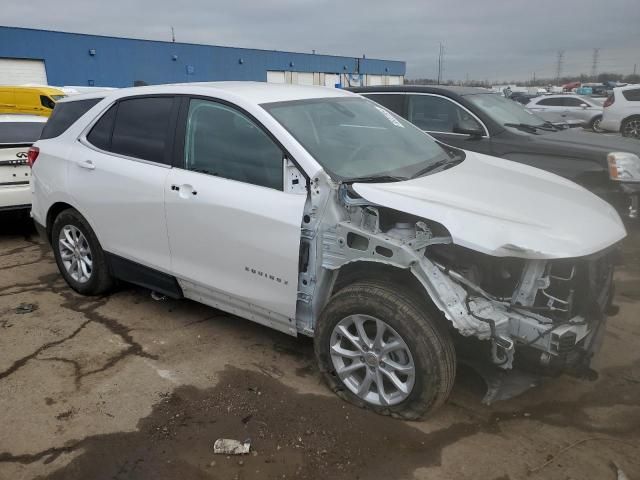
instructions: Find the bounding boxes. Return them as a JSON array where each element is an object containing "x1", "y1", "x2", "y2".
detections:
[{"x1": 0, "y1": 212, "x2": 638, "y2": 480}]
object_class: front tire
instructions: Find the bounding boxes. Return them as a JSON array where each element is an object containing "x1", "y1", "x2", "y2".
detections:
[
  {"x1": 314, "y1": 280, "x2": 456, "y2": 419},
  {"x1": 51, "y1": 208, "x2": 113, "y2": 295}
]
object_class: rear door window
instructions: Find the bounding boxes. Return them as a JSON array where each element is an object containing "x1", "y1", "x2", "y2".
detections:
[
  {"x1": 40, "y1": 98, "x2": 103, "y2": 139},
  {"x1": 562, "y1": 97, "x2": 584, "y2": 107},
  {"x1": 110, "y1": 97, "x2": 174, "y2": 164}
]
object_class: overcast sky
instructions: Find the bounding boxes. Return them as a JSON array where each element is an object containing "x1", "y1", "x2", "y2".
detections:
[{"x1": 3, "y1": 0, "x2": 640, "y2": 81}]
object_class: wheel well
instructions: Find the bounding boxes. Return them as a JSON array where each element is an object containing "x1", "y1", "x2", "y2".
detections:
[
  {"x1": 622, "y1": 114, "x2": 640, "y2": 124},
  {"x1": 333, "y1": 261, "x2": 435, "y2": 309},
  {"x1": 45, "y1": 202, "x2": 75, "y2": 243}
]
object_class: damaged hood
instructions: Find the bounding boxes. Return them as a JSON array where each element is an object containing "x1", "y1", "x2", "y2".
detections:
[{"x1": 353, "y1": 151, "x2": 626, "y2": 259}]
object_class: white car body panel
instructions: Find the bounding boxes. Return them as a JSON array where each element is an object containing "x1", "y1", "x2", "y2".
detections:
[
  {"x1": 601, "y1": 85, "x2": 640, "y2": 132},
  {"x1": 526, "y1": 94, "x2": 602, "y2": 124},
  {"x1": 353, "y1": 150, "x2": 626, "y2": 259},
  {"x1": 68, "y1": 141, "x2": 173, "y2": 272},
  {"x1": 1, "y1": 114, "x2": 46, "y2": 210},
  {"x1": 164, "y1": 168, "x2": 306, "y2": 325}
]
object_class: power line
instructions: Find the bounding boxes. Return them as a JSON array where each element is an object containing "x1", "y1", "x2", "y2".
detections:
[
  {"x1": 591, "y1": 48, "x2": 600, "y2": 79},
  {"x1": 437, "y1": 43, "x2": 445, "y2": 85}
]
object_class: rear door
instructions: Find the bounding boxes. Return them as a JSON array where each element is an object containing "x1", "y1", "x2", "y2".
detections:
[
  {"x1": 69, "y1": 96, "x2": 177, "y2": 271},
  {"x1": 164, "y1": 97, "x2": 306, "y2": 333}
]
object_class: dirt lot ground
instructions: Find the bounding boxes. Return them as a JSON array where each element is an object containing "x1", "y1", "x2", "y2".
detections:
[{"x1": 0, "y1": 213, "x2": 638, "y2": 480}]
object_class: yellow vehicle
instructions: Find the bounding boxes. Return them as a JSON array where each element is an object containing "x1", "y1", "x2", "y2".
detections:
[{"x1": 0, "y1": 86, "x2": 66, "y2": 117}]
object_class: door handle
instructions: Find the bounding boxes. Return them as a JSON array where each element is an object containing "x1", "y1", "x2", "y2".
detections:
[
  {"x1": 171, "y1": 184, "x2": 198, "y2": 196},
  {"x1": 78, "y1": 160, "x2": 95, "y2": 170}
]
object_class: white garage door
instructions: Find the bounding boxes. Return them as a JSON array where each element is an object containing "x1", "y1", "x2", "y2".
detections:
[
  {"x1": 266, "y1": 71, "x2": 286, "y2": 84},
  {"x1": 0, "y1": 59, "x2": 48, "y2": 85},
  {"x1": 296, "y1": 72, "x2": 314, "y2": 86}
]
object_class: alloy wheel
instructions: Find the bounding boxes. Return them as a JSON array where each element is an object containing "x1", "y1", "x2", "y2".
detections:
[
  {"x1": 329, "y1": 314, "x2": 415, "y2": 406},
  {"x1": 58, "y1": 225, "x2": 93, "y2": 283},
  {"x1": 622, "y1": 119, "x2": 640, "y2": 138}
]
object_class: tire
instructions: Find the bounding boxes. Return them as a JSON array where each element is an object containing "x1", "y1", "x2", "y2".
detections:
[
  {"x1": 621, "y1": 116, "x2": 640, "y2": 139},
  {"x1": 51, "y1": 208, "x2": 113, "y2": 295},
  {"x1": 314, "y1": 280, "x2": 456, "y2": 420},
  {"x1": 589, "y1": 115, "x2": 604, "y2": 133}
]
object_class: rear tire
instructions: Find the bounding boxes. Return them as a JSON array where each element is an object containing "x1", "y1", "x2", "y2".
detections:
[
  {"x1": 314, "y1": 280, "x2": 456, "y2": 419},
  {"x1": 589, "y1": 115, "x2": 604, "y2": 133},
  {"x1": 621, "y1": 116, "x2": 640, "y2": 139},
  {"x1": 51, "y1": 208, "x2": 113, "y2": 295}
]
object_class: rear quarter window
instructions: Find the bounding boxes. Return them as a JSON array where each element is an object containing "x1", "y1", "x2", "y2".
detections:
[
  {"x1": 40, "y1": 98, "x2": 103, "y2": 139},
  {"x1": 622, "y1": 89, "x2": 640, "y2": 102}
]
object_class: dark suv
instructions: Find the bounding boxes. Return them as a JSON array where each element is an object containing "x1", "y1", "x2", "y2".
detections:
[{"x1": 349, "y1": 85, "x2": 640, "y2": 219}]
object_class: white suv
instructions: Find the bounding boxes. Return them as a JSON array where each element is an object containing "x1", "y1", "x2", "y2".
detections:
[
  {"x1": 31, "y1": 83, "x2": 626, "y2": 418},
  {"x1": 601, "y1": 84, "x2": 640, "y2": 138}
]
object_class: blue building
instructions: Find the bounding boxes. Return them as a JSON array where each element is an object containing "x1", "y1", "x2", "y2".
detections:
[{"x1": 0, "y1": 26, "x2": 405, "y2": 88}]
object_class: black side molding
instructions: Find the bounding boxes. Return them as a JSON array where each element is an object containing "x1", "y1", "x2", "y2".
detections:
[{"x1": 105, "y1": 253, "x2": 183, "y2": 299}]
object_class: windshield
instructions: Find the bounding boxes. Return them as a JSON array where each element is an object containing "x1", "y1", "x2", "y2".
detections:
[
  {"x1": 263, "y1": 97, "x2": 453, "y2": 181},
  {"x1": 467, "y1": 93, "x2": 546, "y2": 128},
  {"x1": 51, "y1": 95, "x2": 66, "y2": 101}
]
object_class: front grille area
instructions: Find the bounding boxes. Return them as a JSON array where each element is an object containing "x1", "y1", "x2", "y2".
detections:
[{"x1": 534, "y1": 251, "x2": 615, "y2": 322}]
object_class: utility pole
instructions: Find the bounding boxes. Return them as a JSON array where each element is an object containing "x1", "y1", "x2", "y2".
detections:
[
  {"x1": 171, "y1": 26, "x2": 176, "y2": 43},
  {"x1": 437, "y1": 43, "x2": 445, "y2": 85},
  {"x1": 555, "y1": 50, "x2": 564, "y2": 85},
  {"x1": 591, "y1": 48, "x2": 600, "y2": 80}
]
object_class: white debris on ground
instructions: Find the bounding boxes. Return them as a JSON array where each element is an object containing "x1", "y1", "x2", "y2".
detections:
[{"x1": 213, "y1": 439, "x2": 251, "y2": 455}]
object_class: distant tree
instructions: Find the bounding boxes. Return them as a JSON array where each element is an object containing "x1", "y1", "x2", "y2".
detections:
[
  {"x1": 597, "y1": 72, "x2": 623, "y2": 83},
  {"x1": 624, "y1": 74, "x2": 640, "y2": 84}
]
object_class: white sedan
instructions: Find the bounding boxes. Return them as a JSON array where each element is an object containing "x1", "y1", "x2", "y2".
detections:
[{"x1": 0, "y1": 114, "x2": 46, "y2": 212}]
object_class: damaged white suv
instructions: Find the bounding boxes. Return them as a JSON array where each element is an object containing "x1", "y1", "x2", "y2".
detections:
[{"x1": 31, "y1": 83, "x2": 626, "y2": 419}]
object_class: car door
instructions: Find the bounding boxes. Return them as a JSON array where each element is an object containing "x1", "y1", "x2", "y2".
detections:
[
  {"x1": 405, "y1": 94, "x2": 492, "y2": 154},
  {"x1": 528, "y1": 96, "x2": 566, "y2": 115},
  {"x1": 69, "y1": 95, "x2": 177, "y2": 272},
  {"x1": 164, "y1": 97, "x2": 307, "y2": 333},
  {"x1": 562, "y1": 96, "x2": 597, "y2": 122}
]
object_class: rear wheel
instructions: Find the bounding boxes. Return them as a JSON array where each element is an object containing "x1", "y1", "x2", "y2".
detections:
[
  {"x1": 51, "y1": 208, "x2": 113, "y2": 295},
  {"x1": 621, "y1": 116, "x2": 640, "y2": 139},
  {"x1": 589, "y1": 115, "x2": 604, "y2": 133},
  {"x1": 314, "y1": 280, "x2": 456, "y2": 419}
]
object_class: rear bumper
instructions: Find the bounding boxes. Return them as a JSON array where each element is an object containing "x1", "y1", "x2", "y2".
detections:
[
  {"x1": 0, "y1": 184, "x2": 31, "y2": 210},
  {"x1": 599, "y1": 117, "x2": 621, "y2": 132}
]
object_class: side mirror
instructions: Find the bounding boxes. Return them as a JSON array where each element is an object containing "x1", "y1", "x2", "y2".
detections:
[
  {"x1": 580, "y1": 103, "x2": 589, "y2": 109},
  {"x1": 453, "y1": 124, "x2": 483, "y2": 137}
]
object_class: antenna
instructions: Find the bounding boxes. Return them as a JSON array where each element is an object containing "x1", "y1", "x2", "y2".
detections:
[
  {"x1": 555, "y1": 50, "x2": 564, "y2": 84},
  {"x1": 591, "y1": 48, "x2": 600, "y2": 80},
  {"x1": 171, "y1": 26, "x2": 176, "y2": 43}
]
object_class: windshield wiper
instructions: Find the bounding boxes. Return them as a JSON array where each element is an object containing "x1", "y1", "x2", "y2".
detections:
[
  {"x1": 503, "y1": 122, "x2": 539, "y2": 133},
  {"x1": 411, "y1": 157, "x2": 463, "y2": 179},
  {"x1": 344, "y1": 174, "x2": 407, "y2": 184},
  {"x1": 191, "y1": 167, "x2": 219, "y2": 176}
]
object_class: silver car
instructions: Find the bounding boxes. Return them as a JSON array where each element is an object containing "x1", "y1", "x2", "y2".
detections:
[{"x1": 527, "y1": 94, "x2": 604, "y2": 132}]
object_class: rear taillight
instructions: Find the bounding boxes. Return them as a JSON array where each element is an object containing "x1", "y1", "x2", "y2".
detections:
[
  {"x1": 603, "y1": 94, "x2": 615, "y2": 108},
  {"x1": 27, "y1": 146, "x2": 39, "y2": 167}
]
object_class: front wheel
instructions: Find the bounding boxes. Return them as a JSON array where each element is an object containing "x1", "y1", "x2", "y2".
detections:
[{"x1": 314, "y1": 280, "x2": 456, "y2": 419}]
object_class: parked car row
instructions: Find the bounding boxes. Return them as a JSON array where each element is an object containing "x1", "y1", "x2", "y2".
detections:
[
  {"x1": 350, "y1": 85, "x2": 640, "y2": 219},
  {"x1": 6, "y1": 82, "x2": 623, "y2": 420},
  {"x1": 0, "y1": 81, "x2": 635, "y2": 419}
]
